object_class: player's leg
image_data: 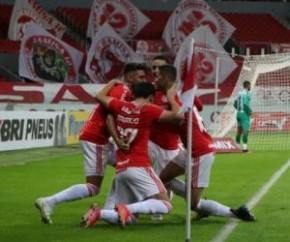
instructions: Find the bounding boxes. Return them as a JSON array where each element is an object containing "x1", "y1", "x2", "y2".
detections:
[
  {"x1": 193, "y1": 153, "x2": 254, "y2": 221},
  {"x1": 235, "y1": 115, "x2": 243, "y2": 145},
  {"x1": 241, "y1": 116, "x2": 250, "y2": 152},
  {"x1": 35, "y1": 141, "x2": 108, "y2": 224},
  {"x1": 117, "y1": 168, "x2": 172, "y2": 217}
]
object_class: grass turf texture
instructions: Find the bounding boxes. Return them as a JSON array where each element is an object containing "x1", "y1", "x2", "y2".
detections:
[{"x1": 0, "y1": 146, "x2": 289, "y2": 242}]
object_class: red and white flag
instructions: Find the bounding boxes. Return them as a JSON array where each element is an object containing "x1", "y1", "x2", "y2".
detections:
[
  {"x1": 8, "y1": 0, "x2": 67, "y2": 41},
  {"x1": 174, "y1": 37, "x2": 197, "y2": 111},
  {"x1": 85, "y1": 23, "x2": 144, "y2": 83},
  {"x1": 19, "y1": 23, "x2": 83, "y2": 84},
  {"x1": 87, "y1": 0, "x2": 150, "y2": 40},
  {"x1": 184, "y1": 25, "x2": 237, "y2": 85},
  {"x1": 163, "y1": 0, "x2": 235, "y2": 52}
]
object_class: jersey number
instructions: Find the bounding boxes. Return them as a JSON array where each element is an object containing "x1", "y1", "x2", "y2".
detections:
[{"x1": 117, "y1": 126, "x2": 138, "y2": 145}]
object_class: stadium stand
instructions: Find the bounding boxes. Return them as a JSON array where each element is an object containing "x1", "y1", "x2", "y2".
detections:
[{"x1": 0, "y1": 1, "x2": 289, "y2": 82}]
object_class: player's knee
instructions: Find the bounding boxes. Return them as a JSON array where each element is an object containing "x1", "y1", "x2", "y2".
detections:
[
  {"x1": 86, "y1": 183, "x2": 100, "y2": 196},
  {"x1": 163, "y1": 200, "x2": 173, "y2": 213}
]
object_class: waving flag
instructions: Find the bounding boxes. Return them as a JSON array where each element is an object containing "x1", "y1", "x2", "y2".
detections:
[
  {"x1": 19, "y1": 23, "x2": 83, "y2": 84},
  {"x1": 163, "y1": 0, "x2": 235, "y2": 52},
  {"x1": 87, "y1": 0, "x2": 150, "y2": 40},
  {"x1": 8, "y1": 0, "x2": 66, "y2": 40},
  {"x1": 85, "y1": 23, "x2": 144, "y2": 83},
  {"x1": 177, "y1": 25, "x2": 237, "y2": 85},
  {"x1": 174, "y1": 37, "x2": 197, "y2": 111}
]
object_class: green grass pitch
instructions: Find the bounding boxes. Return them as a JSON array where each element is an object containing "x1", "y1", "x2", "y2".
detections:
[{"x1": 0, "y1": 146, "x2": 289, "y2": 242}]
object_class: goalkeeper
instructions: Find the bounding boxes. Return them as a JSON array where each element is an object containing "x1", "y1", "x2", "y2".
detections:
[{"x1": 233, "y1": 80, "x2": 252, "y2": 152}]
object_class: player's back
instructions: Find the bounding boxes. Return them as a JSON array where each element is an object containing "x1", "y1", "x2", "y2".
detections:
[
  {"x1": 79, "y1": 84, "x2": 131, "y2": 145},
  {"x1": 179, "y1": 108, "x2": 215, "y2": 157},
  {"x1": 108, "y1": 99, "x2": 163, "y2": 171}
]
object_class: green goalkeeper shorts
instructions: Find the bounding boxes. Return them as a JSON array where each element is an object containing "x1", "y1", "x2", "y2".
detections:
[{"x1": 237, "y1": 112, "x2": 251, "y2": 131}]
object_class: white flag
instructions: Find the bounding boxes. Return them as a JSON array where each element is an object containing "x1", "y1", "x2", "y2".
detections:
[
  {"x1": 87, "y1": 0, "x2": 150, "y2": 40},
  {"x1": 163, "y1": 0, "x2": 235, "y2": 51},
  {"x1": 19, "y1": 23, "x2": 83, "y2": 84},
  {"x1": 8, "y1": 0, "x2": 67, "y2": 41},
  {"x1": 86, "y1": 23, "x2": 144, "y2": 83},
  {"x1": 175, "y1": 25, "x2": 237, "y2": 85},
  {"x1": 174, "y1": 38, "x2": 197, "y2": 111}
]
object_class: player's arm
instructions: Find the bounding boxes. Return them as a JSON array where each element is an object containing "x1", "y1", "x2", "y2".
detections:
[
  {"x1": 95, "y1": 79, "x2": 122, "y2": 108},
  {"x1": 106, "y1": 114, "x2": 129, "y2": 151},
  {"x1": 158, "y1": 109, "x2": 184, "y2": 126},
  {"x1": 166, "y1": 84, "x2": 181, "y2": 113}
]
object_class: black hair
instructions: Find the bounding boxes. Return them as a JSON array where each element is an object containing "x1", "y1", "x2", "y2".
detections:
[
  {"x1": 153, "y1": 55, "x2": 169, "y2": 63},
  {"x1": 132, "y1": 82, "x2": 156, "y2": 99},
  {"x1": 243, "y1": 80, "x2": 251, "y2": 88},
  {"x1": 123, "y1": 62, "x2": 147, "y2": 75},
  {"x1": 159, "y1": 65, "x2": 177, "y2": 82}
]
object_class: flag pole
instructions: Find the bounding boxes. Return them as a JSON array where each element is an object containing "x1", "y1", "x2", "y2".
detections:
[{"x1": 185, "y1": 106, "x2": 193, "y2": 242}]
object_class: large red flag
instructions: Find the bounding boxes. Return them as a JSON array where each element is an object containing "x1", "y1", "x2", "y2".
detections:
[{"x1": 174, "y1": 37, "x2": 196, "y2": 112}]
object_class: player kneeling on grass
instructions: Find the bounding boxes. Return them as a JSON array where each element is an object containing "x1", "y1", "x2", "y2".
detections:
[
  {"x1": 158, "y1": 104, "x2": 255, "y2": 222},
  {"x1": 80, "y1": 79, "x2": 184, "y2": 228}
]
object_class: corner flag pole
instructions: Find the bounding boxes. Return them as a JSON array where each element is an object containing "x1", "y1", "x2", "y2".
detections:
[{"x1": 185, "y1": 106, "x2": 193, "y2": 242}]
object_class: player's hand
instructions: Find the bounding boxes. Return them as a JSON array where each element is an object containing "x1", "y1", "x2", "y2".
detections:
[
  {"x1": 166, "y1": 84, "x2": 176, "y2": 100},
  {"x1": 116, "y1": 138, "x2": 130, "y2": 151}
]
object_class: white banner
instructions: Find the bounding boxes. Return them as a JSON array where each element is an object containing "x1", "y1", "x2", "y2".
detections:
[
  {"x1": 0, "y1": 82, "x2": 103, "y2": 104},
  {"x1": 19, "y1": 23, "x2": 83, "y2": 84},
  {"x1": 0, "y1": 111, "x2": 66, "y2": 151},
  {"x1": 87, "y1": 0, "x2": 150, "y2": 40},
  {"x1": 8, "y1": 0, "x2": 67, "y2": 41},
  {"x1": 163, "y1": 0, "x2": 235, "y2": 52},
  {"x1": 86, "y1": 23, "x2": 144, "y2": 83},
  {"x1": 174, "y1": 25, "x2": 237, "y2": 84}
]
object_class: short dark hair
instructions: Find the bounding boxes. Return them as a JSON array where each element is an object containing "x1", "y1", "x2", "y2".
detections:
[
  {"x1": 132, "y1": 82, "x2": 156, "y2": 99},
  {"x1": 123, "y1": 62, "x2": 147, "y2": 75},
  {"x1": 243, "y1": 80, "x2": 251, "y2": 88},
  {"x1": 153, "y1": 55, "x2": 168, "y2": 63},
  {"x1": 159, "y1": 65, "x2": 177, "y2": 82}
]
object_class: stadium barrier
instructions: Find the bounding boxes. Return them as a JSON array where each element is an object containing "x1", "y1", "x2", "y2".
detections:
[{"x1": 0, "y1": 110, "x2": 90, "y2": 151}]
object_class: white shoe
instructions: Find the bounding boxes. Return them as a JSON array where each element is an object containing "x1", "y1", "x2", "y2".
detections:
[
  {"x1": 151, "y1": 214, "x2": 163, "y2": 221},
  {"x1": 169, "y1": 190, "x2": 174, "y2": 201},
  {"x1": 35, "y1": 198, "x2": 53, "y2": 224}
]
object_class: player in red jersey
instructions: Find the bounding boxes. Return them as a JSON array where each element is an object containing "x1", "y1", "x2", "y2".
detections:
[
  {"x1": 159, "y1": 96, "x2": 255, "y2": 221},
  {"x1": 80, "y1": 79, "x2": 183, "y2": 228},
  {"x1": 149, "y1": 65, "x2": 183, "y2": 221},
  {"x1": 150, "y1": 65, "x2": 181, "y2": 176},
  {"x1": 34, "y1": 63, "x2": 147, "y2": 224}
]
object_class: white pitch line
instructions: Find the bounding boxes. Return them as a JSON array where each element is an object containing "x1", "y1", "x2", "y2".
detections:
[{"x1": 211, "y1": 159, "x2": 290, "y2": 242}]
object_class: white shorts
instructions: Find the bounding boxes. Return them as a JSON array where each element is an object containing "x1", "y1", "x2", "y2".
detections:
[
  {"x1": 80, "y1": 140, "x2": 116, "y2": 177},
  {"x1": 173, "y1": 151, "x2": 215, "y2": 188},
  {"x1": 104, "y1": 167, "x2": 166, "y2": 208},
  {"x1": 148, "y1": 140, "x2": 180, "y2": 175}
]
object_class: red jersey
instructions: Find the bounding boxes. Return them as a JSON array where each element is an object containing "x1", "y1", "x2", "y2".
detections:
[
  {"x1": 150, "y1": 90, "x2": 181, "y2": 150},
  {"x1": 108, "y1": 99, "x2": 164, "y2": 171},
  {"x1": 79, "y1": 84, "x2": 131, "y2": 144},
  {"x1": 179, "y1": 107, "x2": 215, "y2": 157}
]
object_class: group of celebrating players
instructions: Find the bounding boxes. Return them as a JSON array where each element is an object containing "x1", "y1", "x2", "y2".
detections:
[{"x1": 35, "y1": 56, "x2": 255, "y2": 228}]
